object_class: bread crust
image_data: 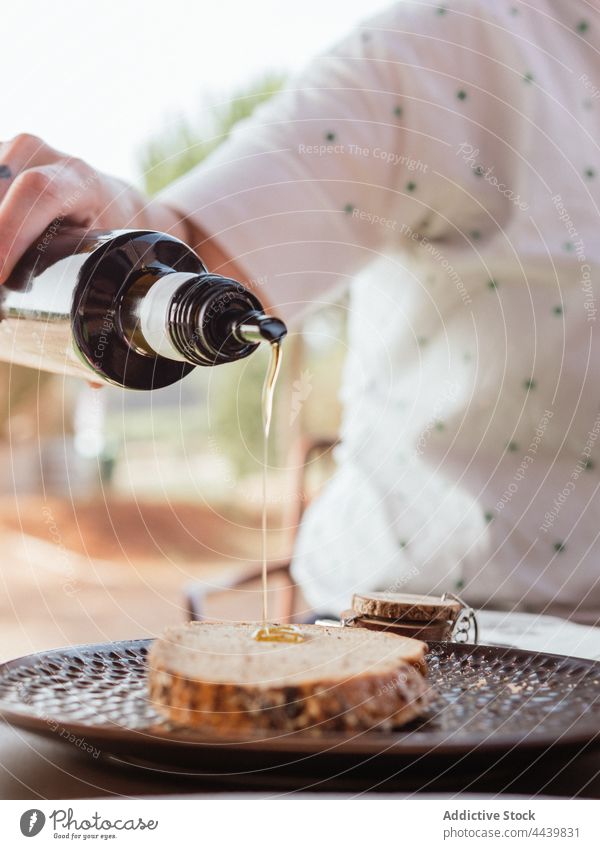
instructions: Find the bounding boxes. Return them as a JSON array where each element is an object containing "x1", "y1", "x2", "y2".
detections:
[
  {"x1": 148, "y1": 623, "x2": 432, "y2": 734},
  {"x1": 149, "y1": 659, "x2": 431, "y2": 734},
  {"x1": 352, "y1": 592, "x2": 461, "y2": 624}
]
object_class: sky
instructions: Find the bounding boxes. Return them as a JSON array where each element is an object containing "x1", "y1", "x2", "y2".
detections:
[{"x1": 4, "y1": 0, "x2": 389, "y2": 186}]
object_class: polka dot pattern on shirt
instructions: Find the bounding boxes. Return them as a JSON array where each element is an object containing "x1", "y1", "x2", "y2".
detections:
[{"x1": 158, "y1": 0, "x2": 600, "y2": 617}]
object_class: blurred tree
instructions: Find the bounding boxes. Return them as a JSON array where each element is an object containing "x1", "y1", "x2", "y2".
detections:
[{"x1": 140, "y1": 73, "x2": 285, "y2": 196}]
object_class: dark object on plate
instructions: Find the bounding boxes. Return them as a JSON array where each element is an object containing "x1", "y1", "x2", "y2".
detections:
[
  {"x1": 0, "y1": 639, "x2": 599, "y2": 780},
  {"x1": 344, "y1": 591, "x2": 475, "y2": 641},
  {"x1": 352, "y1": 592, "x2": 462, "y2": 623},
  {"x1": 341, "y1": 610, "x2": 452, "y2": 641}
]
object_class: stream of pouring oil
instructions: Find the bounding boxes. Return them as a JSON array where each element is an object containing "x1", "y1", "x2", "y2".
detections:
[{"x1": 252, "y1": 341, "x2": 304, "y2": 643}]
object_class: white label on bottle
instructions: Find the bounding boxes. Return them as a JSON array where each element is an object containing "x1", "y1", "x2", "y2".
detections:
[{"x1": 138, "y1": 272, "x2": 198, "y2": 362}]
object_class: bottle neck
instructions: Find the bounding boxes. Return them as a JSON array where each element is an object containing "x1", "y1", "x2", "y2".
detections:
[
  {"x1": 137, "y1": 270, "x2": 286, "y2": 366},
  {"x1": 138, "y1": 272, "x2": 194, "y2": 362}
]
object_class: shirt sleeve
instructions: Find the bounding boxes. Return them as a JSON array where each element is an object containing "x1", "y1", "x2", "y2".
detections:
[{"x1": 157, "y1": 3, "x2": 465, "y2": 323}]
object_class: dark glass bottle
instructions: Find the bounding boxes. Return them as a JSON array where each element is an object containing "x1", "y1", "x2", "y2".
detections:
[{"x1": 0, "y1": 228, "x2": 286, "y2": 389}]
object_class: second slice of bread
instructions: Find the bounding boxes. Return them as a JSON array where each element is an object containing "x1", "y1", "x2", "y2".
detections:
[{"x1": 352, "y1": 592, "x2": 461, "y2": 623}]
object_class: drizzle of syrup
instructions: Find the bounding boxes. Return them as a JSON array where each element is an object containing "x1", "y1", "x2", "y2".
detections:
[
  {"x1": 252, "y1": 340, "x2": 306, "y2": 644},
  {"x1": 252, "y1": 623, "x2": 305, "y2": 643}
]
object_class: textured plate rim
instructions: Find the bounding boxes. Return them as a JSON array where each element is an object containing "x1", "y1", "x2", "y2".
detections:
[{"x1": 1, "y1": 637, "x2": 600, "y2": 759}]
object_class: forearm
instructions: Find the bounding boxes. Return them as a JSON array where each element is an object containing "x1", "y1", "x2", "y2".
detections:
[{"x1": 146, "y1": 199, "x2": 256, "y2": 290}]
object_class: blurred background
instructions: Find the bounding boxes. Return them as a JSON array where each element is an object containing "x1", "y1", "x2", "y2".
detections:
[{"x1": 0, "y1": 0, "x2": 387, "y2": 658}]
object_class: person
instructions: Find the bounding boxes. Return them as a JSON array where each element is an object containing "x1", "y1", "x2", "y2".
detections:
[{"x1": 1, "y1": 0, "x2": 599, "y2": 622}]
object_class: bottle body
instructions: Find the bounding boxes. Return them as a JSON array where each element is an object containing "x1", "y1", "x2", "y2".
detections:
[{"x1": 0, "y1": 228, "x2": 281, "y2": 390}]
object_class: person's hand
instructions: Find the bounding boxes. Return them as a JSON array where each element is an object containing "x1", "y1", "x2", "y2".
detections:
[{"x1": 0, "y1": 133, "x2": 181, "y2": 284}]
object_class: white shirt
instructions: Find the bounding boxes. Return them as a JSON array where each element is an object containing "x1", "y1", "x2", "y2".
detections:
[{"x1": 161, "y1": 0, "x2": 600, "y2": 621}]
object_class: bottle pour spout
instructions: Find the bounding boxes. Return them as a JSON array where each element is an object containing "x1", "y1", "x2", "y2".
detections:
[{"x1": 233, "y1": 312, "x2": 287, "y2": 345}]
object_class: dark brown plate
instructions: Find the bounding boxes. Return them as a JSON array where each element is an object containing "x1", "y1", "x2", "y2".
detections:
[{"x1": 1, "y1": 639, "x2": 599, "y2": 774}]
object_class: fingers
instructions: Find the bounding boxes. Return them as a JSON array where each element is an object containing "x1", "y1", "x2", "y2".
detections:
[
  {"x1": 0, "y1": 133, "x2": 143, "y2": 284},
  {"x1": 0, "y1": 160, "x2": 99, "y2": 284},
  {"x1": 0, "y1": 134, "x2": 54, "y2": 204}
]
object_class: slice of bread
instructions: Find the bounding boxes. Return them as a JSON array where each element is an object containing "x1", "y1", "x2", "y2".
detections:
[
  {"x1": 352, "y1": 592, "x2": 461, "y2": 624},
  {"x1": 148, "y1": 622, "x2": 431, "y2": 735},
  {"x1": 341, "y1": 609, "x2": 452, "y2": 641}
]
